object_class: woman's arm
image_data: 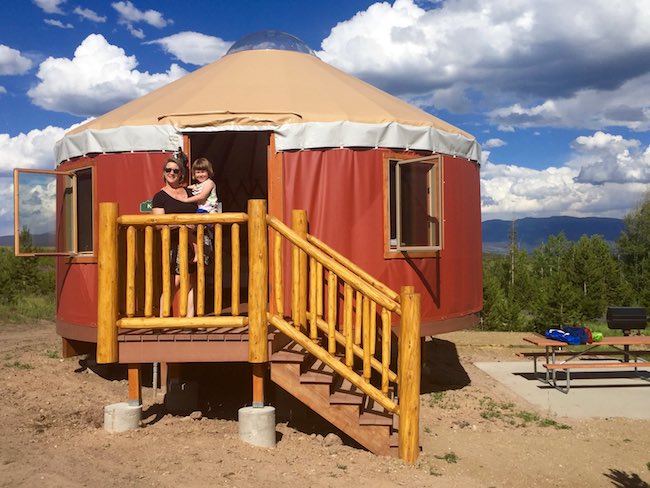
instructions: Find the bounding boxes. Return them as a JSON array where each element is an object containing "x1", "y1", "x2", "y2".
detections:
[
  {"x1": 179, "y1": 180, "x2": 215, "y2": 203},
  {"x1": 152, "y1": 206, "x2": 168, "y2": 230}
]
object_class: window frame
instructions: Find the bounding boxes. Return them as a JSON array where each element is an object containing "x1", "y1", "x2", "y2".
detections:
[
  {"x1": 13, "y1": 163, "x2": 96, "y2": 260},
  {"x1": 383, "y1": 153, "x2": 443, "y2": 259}
]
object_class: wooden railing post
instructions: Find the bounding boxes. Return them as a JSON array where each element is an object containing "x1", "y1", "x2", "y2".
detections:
[
  {"x1": 291, "y1": 209, "x2": 308, "y2": 330},
  {"x1": 97, "y1": 202, "x2": 119, "y2": 364},
  {"x1": 398, "y1": 285, "x2": 421, "y2": 464},
  {"x1": 248, "y1": 200, "x2": 269, "y2": 407}
]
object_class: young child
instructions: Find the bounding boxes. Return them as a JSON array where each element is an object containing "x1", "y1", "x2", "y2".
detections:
[
  {"x1": 184, "y1": 157, "x2": 219, "y2": 213},
  {"x1": 181, "y1": 158, "x2": 219, "y2": 262}
]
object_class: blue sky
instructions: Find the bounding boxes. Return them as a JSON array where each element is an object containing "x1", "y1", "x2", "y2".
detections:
[{"x1": 2, "y1": 0, "x2": 650, "y2": 236}]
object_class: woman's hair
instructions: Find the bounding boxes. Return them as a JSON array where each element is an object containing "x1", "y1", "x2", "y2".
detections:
[
  {"x1": 163, "y1": 157, "x2": 187, "y2": 183},
  {"x1": 192, "y1": 157, "x2": 214, "y2": 178}
]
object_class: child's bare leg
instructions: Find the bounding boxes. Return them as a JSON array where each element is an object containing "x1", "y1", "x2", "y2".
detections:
[{"x1": 190, "y1": 232, "x2": 198, "y2": 263}]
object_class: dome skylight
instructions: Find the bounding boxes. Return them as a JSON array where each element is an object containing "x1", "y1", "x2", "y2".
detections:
[{"x1": 226, "y1": 30, "x2": 315, "y2": 56}]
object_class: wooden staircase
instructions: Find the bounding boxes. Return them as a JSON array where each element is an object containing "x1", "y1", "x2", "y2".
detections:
[
  {"x1": 96, "y1": 200, "x2": 421, "y2": 463},
  {"x1": 270, "y1": 338, "x2": 399, "y2": 457}
]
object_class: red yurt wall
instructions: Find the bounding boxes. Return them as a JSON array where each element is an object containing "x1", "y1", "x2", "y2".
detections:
[
  {"x1": 282, "y1": 148, "x2": 482, "y2": 334},
  {"x1": 56, "y1": 152, "x2": 171, "y2": 341}
]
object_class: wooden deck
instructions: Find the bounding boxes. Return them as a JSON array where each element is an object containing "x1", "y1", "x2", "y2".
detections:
[{"x1": 117, "y1": 327, "x2": 274, "y2": 363}]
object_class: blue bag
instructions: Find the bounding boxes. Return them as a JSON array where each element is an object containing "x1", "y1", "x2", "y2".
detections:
[
  {"x1": 544, "y1": 328, "x2": 582, "y2": 345},
  {"x1": 563, "y1": 327, "x2": 588, "y2": 345}
]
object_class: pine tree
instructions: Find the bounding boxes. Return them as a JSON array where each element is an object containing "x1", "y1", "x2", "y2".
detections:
[{"x1": 617, "y1": 192, "x2": 650, "y2": 308}]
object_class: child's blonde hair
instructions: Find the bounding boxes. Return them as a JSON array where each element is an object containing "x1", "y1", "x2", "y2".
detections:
[{"x1": 192, "y1": 158, "x2": 214, "y2": 178}]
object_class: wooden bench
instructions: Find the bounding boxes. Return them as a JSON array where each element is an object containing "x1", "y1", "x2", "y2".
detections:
[
  {"x1": 515, "y1": 350, "x2": 639, "y2": 380},
  {"x1": 542, "y1": 361, "x2": 650, "y2": 393}
]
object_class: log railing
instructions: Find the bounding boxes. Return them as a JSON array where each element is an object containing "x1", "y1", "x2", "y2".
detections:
[
  {"x1": 268, "y1": 213, "x2": 401, "y2": 393},
  {"x1": 96, "y1": 200, "x2": 420, "y2": 463},
  {"x1": 267, "y1": 211, "x2": 420, "y2": 463},
  {"x1": 97, "y1": 203, "x2": 250, "y2": 363}
]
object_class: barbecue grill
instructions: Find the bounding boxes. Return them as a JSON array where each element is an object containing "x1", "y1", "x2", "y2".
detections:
[{"x1": 606, "y1": 307, "x2": 648, "y2": 335}]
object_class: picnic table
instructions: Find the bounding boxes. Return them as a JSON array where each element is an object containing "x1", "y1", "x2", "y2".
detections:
[{"x1": 522, "y1": 334, "x2": 650, "y2": 393}]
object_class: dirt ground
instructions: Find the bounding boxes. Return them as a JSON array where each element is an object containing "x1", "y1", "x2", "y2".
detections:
[{"x1": 1, "y1": 321, "x2": 649, "y2": 488}]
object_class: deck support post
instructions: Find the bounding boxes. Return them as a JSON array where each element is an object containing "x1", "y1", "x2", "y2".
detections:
[
  {"x1": 97, "y1": 202, "x2": 119, "y2": 364},
  {"x1": 128, "y1": 363, "x2": 142, "y2": 406},
  {"x1": 248, "y1": 200, "x2": 269, "y2": 407},
  {"x1": 398, "y1": 286, "x2": 421, "y2": 465}
]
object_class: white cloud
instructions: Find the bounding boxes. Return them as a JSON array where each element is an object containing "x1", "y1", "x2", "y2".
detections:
[
  {"x1": 483, "y1": 138, "x2": 507, "y2": 149},
  {"x1": 0, "y1": 86, "x2": 6, "y2": 94},
  {"x1": 27, "y1": 34, "x2": 187, "y2": 117},
  {"x1": 0, "y1": 178, "x2": 14, "y2": 236},
  {"x1": 490, "y1": 73, "x2": 650, "y2": 131},
  {"x1": 14, "y1": 177, "x2": 58, "y2": 237},
  {"x1": 481, "y1": 131, "x2": 650, "y2": 220},
  {"x1": 112, "y1": 1, "x2": 170, "y2": 37},
  {"x1": 44, "y1": 18, "x2": 73, "y2": 29},
  {"x1": 73, "y1": 6, "x2": 106, "y2": 23},
  {"x1": 0, "y1": 120, "x2": 90, "y2": 236},
  {"x1": 127, "y1": 24, "x2": 145, "y2": 39},
  {"x1": 569, "y1": 131, "x2": 650, "y2": 184},
  {"x1": 0, "y1": 45, "x2": 33, "y2": 75},
  {"x1": 0, "y1": 125, "x2": 68, "y2": 176},
  {"x1": 146, "y1": 32, "x2": 232, "y2": 66},
  {"x1": 33, "y1": 0, "x2": 66, "y2": 14},
  {"x1": 318, "y1": 0, "x2": 650, "y2": 131}
]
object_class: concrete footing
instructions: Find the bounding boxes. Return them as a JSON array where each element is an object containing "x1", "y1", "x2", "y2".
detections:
[
  {"x1": 104, "y1": 402, "x2": 142, "y2": 433},
  {"x1": 238, "y1": 406, "x2": 276, "y2": 448}
]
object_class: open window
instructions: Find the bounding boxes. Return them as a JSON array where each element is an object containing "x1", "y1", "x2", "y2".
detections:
[
  {"x1": 13, "y1": 167, "x2": 94, "y2": 257},
  {"x1": 385, "y1": 154, "x2": 442, "y2": 256}
]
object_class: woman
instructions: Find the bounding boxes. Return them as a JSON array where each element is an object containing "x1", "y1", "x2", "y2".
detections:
[{"x1": 152, "y1": 157, "x2": 198, "y2": 317}]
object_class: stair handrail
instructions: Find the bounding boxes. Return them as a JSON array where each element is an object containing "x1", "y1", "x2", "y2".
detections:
[
  {"x1": 308, "y1": 312, "x2": 398, "y2": 383},
  {"x1": 268, "y1": 313, "x2": 398, "y2": 413},
  {"x1": 266, "y1": 215, "x2": 401, "y2": 314},
  {"x1": 306, "y1": 234, "x2": 400, "y2": 304}
]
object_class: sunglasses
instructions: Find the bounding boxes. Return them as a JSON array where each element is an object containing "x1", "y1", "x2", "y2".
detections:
[{"x1": 164, "y1": 167, "x2": 180, "y2": 174}]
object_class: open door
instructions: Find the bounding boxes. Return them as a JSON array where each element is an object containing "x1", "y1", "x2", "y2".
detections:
[
  {"x1": 187, "y1": 131, "x2": 270, "y2": 300},
  {"x1": 13, "y1": 167, "x2": 94, "y2": 257}
]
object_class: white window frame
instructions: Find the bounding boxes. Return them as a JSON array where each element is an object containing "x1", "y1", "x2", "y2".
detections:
[
  {"x1": 13, "y1": 167, "x2": 93, "y2": 257},
  {"x1": 386, "y1": 154, "x2": 442, "y2": 255}
]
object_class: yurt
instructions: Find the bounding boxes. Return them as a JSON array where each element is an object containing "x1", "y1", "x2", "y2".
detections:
[{"x1": 16, "y1": 31, "x2": 482, "y2": 352}]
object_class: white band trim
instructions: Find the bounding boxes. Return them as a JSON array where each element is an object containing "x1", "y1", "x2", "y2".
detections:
[{"x1": 55, "y1": 121, "x2": 480, "y2": 163}]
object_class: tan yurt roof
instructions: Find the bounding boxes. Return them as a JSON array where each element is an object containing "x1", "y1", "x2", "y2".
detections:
[{"x1": 55, "y1": 33, "x2": 480, "y2": 163}]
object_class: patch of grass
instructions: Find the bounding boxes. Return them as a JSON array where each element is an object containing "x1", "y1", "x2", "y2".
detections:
[
  {"x1": 336, "y1": 463, "x2": 347, "y2": 470},
  {"x1": 46, "y1": 349, "x2": 59, "y2": 359},
  {"x1": 515, "y1": 410, "x2": 540, "y2": 423},
  {"x1": 435, "y1": 452, "x2": 459, "y2": 464},
  {"x1": 428, "y1": 391, "x2": 444, "y2": 406},
  {"x1": 5, "y1": 360, "x2": 34, "y2": 370},
  {"x1": 428, "y1": 391, "x2": 460, "y2": 410},
  {"x1": 538, "y1": 418, "x2": 571, "y2": 430},
  {"x1": 646, "y1": 461, "x2": 650, "y2": 471},
  {"x1": 423, "y1": 426, "x2": 431, "y2": 434},
  {"x1": 0, "y1": 294, "x2": 55, "y2": 323},
  {"x1": 479, "y1": 397, "x2": 513, "y2": 420},
  {"x1": 479, "y1": 397, "x2": 570, "y2": 429}
]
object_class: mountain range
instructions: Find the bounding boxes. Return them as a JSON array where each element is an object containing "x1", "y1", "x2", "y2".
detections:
[
  {"x1": 482, "y1": 216, "x2": 625, "y2": 254},
  {"x1": 1, "y1": 217, "x2": 626, "y2": 254}
]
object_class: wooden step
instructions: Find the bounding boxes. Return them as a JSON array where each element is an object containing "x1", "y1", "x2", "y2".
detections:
[
  {"x1": 270, "y1": 361, "x2": 392, "y2": 456},
  {"x1": 359, "y1": 396, "x2": 394, "y2": 426},
  {"x1": 300, "y1": 360, "x2": 335, "y2": 385},
  {"x1": 270, "y1": 340, "x2": 308, "y2": 363},
  {"x1": 329, "y1": 378, "x2": 364, "y2": 406}
]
